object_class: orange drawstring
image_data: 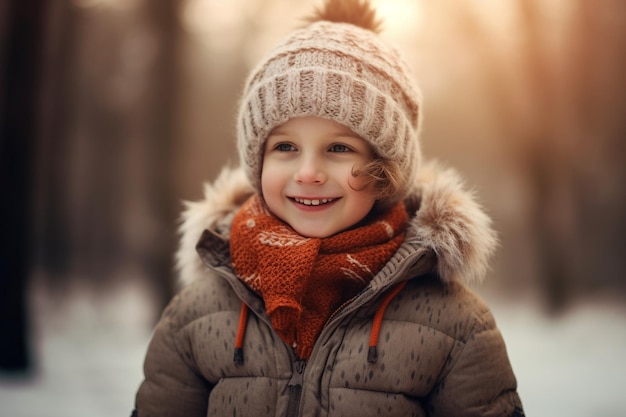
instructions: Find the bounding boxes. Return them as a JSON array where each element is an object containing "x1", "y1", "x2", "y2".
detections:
[
  {"x1": 367, "y1": 281, "x2": 407, "y2": 364},
  {"x1": 233, "y1": 282, "x2": 406, "y2": 366},
  {"x1": 234, "y1": 303, "x2": 249, "y2": 365}
]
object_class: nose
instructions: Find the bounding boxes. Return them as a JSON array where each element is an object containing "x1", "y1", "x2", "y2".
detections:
[{"x1": 294, "y1": 155, "x2": 326, "y2": 184}]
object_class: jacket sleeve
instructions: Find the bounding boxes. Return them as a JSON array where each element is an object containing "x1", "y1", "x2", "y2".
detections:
[
  {"x1": 133, "y1": 294, "x2": 212, "y2": 417},
  {"x1": 427, "y1": 313, "x2": 525, "y2": 417}
]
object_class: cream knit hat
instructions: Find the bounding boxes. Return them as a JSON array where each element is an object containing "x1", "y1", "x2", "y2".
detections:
[{"x1": 237, "y1": 2, "x2": 422, "y2": 201}]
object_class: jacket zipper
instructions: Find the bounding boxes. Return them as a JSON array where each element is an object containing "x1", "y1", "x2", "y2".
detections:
[
  {"x1": 212, "y1": 254, "x2": 420, "y2": 415},
  {"x1": 286, "y1": 358, "x2": 306, "y2": 417},
  {"x1": 215, "y1": 266, "x2": 309, "y2": 416},
  {"x1": 323, "y1": 251, "x2": 423, "y2": 325}
]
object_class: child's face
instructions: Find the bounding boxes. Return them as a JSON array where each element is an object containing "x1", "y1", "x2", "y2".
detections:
[{"x1": 261, "y1": 116, "x2": 376, "y2": 238}]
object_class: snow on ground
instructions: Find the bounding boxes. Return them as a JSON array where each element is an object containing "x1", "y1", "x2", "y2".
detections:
[
  {"x1": 0, "y1": 279, "x2": 154, "y2": 417},
  {"x1": 1, "y1": 280, "x2": 626, "y2": 417},
  {"x1": 489, "y1": 295, "x2": 626, "y2": 417}
]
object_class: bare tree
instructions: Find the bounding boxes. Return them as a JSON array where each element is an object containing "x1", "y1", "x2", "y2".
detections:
[
  {"x1": 0, "y1": 0, "x2": 48, "y2": 373},
  {"x1": 448, "y1": 0, "x2": 626, "y2": 312}
]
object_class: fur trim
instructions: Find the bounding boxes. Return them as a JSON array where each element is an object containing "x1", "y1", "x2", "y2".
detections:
[
  {"x1": 175, "y1": 166, "x2": 253, "y2": 288},
  {"x1": 406, "y1": 161, "x2": 498, "y2": 285},
  {"x1": 176, "y1": 161, "x2": 498, "y2": 287},
  {"x1": 305, "y1": 0, "x2": 383, "y2": 33}
]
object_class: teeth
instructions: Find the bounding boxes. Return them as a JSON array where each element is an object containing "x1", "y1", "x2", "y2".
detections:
[{"x1": 295, "y1": 198, "x2": 334, "y2": 206}]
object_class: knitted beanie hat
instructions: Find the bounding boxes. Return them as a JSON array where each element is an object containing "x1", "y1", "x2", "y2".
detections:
[{"x1": 237, "y1": 0, "x2": 422, "y2": 202}]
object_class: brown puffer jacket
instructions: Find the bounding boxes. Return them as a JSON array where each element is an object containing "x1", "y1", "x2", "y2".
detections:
[{"x1": 132, "y1": 162, "x2": 525, "y2": 417}]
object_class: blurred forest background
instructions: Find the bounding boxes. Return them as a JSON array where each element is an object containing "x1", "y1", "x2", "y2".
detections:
[{"x1": 1, "y1": 0, "x2": 625, "y2": 378}]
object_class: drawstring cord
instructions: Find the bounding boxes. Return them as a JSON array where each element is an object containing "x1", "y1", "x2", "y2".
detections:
[
  {"x1": 367, "y1": 281, "x2": 407, "y2": 364},
  {"x1": 232, "y1": 281, "x2": 407, "y2": 366},
  {"x1": 234, "y1": 303, "x2": 249, "y2": 365}
]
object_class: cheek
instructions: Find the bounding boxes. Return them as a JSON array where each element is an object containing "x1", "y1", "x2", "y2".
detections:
[
  {"x1": 260, "y1": 170, "x2": 272, "y2": 196},
  {"x1": 347, "y1": 171, "x2": 370, "y2": 193},
  {"x1": 261, "y1": 165, "x2": 282, "y2": 196}
]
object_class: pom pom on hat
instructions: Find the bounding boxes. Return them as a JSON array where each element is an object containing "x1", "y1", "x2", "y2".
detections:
[
  {"x1": 304, "y1": 0, "x2": 383, "y2": 33},
  {"x1": 237, "y1": 0, "x2": 422, "y2": 201}
]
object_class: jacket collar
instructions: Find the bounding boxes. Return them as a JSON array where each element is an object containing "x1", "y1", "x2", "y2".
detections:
[{"x1": 176, "y1": 161, "x2": 497, "y2": 289}]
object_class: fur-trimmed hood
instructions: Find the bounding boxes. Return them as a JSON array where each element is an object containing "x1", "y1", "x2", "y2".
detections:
[{"x1": 176, "y1": 160, "x2": 497, "y2": 288}]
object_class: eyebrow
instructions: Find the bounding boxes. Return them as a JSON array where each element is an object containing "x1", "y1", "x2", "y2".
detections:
[
  {"x1": 333, "y1": 131, "x2": 361, "y2": 139},
  {"x1": 268, "y1": 128, "x2": 361, "y2": 139},
  {"x1": 267, "y1": 131, "x2": 288, "y2": 138}
]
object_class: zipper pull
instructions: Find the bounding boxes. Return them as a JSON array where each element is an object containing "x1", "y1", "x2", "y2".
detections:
[
  {"x1": 286, "y1": 359, "x2": 307, "y2": 416},
  {"x1": 288, "y1": 360, "x2": 306, "y2": 387}
]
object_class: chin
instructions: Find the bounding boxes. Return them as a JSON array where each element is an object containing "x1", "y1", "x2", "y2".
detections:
[{"x1": 294, "y1": 226, "x2": 334, "y2": 239}]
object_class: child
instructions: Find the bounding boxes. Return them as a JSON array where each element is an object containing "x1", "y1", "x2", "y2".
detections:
[{"x1": 132, "y1": 0, "x2": 525, "y2": 416}]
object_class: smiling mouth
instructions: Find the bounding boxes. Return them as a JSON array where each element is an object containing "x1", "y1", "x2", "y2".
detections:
[{"x1": 293, "y1": 197, "x2": 337, "y2": 206}]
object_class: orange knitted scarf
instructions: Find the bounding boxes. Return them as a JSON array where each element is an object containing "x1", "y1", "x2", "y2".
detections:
[{"x1": 230, "y1": 195, "x2": 407, "y2": 359}]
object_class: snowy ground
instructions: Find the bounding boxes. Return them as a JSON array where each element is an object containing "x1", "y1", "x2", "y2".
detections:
[
  {"x1": 490, "y1": 295, "x2": 626, "y2": 417},
  {"x1": 1, "y1": 280, "x2": 626, "y2": 417},
  {"x1": 0, "y1": 279, "x2": 154, "y2": 417}
]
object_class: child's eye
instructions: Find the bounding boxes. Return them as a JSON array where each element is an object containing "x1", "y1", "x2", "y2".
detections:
[
  {"x1": 275, "y1": 143, "x2": 296, "y2": 152},
  {"x1": 329, "y1": 144, "x2": 352, "y2": 153}
]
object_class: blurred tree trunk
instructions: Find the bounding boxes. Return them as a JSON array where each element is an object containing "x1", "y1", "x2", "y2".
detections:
[
  {"x1": 0, "y1": 0, "x2": 47, "y2": 373},
  {"x1": 456, "y1": 0, "x2": 621, "y2": 311},
  {"x1": 32, "y1": 1, "x2": 182, "y2": 314},
  {"x1": 143, "y1": 0, "x2": 182, "y2": 312},
  {"x1": 563, "y1": 0, "x2": 626, "y2": 292},
  {"x1": 34, "y1": 1, "x2": 78, "y2": 290},
  {"x1": 517, "y1": 0, "x2": 575, "y2": 313},
  {"x1": 452, "y1": 1, "x2": 574, "y2": 310},
  {"x1": 516, "y1": 0, "x2": 626, "y2": 310}
]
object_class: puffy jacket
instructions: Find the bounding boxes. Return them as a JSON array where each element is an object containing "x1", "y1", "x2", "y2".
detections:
[{"x1": 132, "y1": 162, "x2": 525, "y2": 417}]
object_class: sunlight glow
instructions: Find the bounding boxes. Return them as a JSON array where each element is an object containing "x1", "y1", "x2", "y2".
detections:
[
  {"x1": 182, "y1": 0, "x2": 246, "y2": 34},
  {"x1": 371, "y1": 0, "x2": 423, "y2": 41},
  {"x1": 182, "y1": 0, "x2": 248, "y2": 52}
]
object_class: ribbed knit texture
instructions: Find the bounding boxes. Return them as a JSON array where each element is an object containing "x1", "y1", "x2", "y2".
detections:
[
  {"x1": 230, "y1": 195, "x2": 407, "y2": 359},
  {"x1": 237, "y1": 20, "x2": 422, "y2": 203}
]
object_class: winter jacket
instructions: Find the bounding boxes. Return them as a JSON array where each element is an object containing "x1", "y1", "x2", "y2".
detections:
[{"x1": 133, "y1": 161, "x2": 525, "y2": 417}]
